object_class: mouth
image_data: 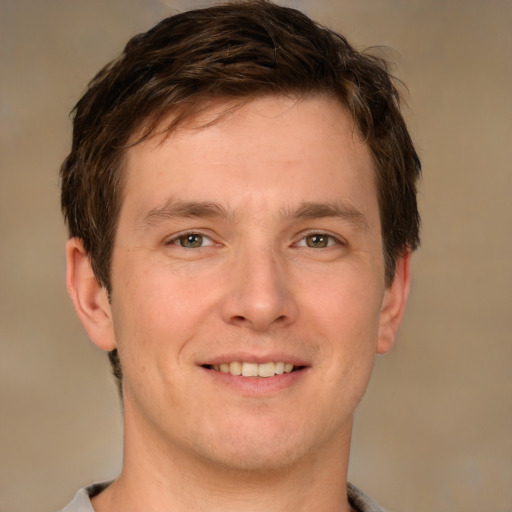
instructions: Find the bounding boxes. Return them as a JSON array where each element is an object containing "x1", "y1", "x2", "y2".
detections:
[{"x1": 202, "y1": 361, "x2": 305, "y2": 378}]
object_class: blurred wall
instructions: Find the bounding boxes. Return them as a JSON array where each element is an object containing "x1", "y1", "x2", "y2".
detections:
[{"x1": 1, "y1": 1, "x2": 510, "y2": 511}]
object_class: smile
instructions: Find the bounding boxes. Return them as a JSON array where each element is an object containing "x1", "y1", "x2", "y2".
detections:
[{"x1": 204, "y1": 361, "x2": 298, "y2": 378}]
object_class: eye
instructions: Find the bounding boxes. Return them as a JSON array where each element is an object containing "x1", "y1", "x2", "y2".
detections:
[
  {"x1": 169, "y1": 233, "x2": 214, "y2": 248},
  {"x1": 296, "y1": 233, "x2": 340, "y2": 248}
]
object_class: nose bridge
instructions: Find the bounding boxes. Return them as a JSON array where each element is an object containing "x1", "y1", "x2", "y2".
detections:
[{"x1": 222, "y1": 240, "x2": 297, "y2": 331}]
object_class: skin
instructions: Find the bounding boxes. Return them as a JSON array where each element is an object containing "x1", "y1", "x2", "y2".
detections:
[{"x1": 66, "y1": 95, "x2": 411, "y2": 512}]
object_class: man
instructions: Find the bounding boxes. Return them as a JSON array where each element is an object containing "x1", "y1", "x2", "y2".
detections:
[{"x1": 60, "y1": 1, "x2": 420, "y2": 511}]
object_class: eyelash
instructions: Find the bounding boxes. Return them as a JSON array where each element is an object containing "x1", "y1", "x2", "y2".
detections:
[
  {"x1": 164, "y1": 231, "x2": 345, "y2": 250},
  {"x1": 295, "y1": 232, "x2": 344, "y2": 249},
  {"x1": 165, "y1": 231, "x2": 215, "y2": 249}
]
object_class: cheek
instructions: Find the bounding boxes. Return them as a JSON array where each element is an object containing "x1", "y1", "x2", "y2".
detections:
[
  {"x1": 296, "y1": 264, "x2": 384, "y2": 372},
  {"x1": 110, "y1": 260, "x2": 222, "y2": 358},
  {"x1": 299, "y1": 264, "x2": 384, "y2": 329}
]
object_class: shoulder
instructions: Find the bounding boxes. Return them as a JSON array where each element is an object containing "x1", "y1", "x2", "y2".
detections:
[
  {"x1": 58, "y1": 482, "x2": 112, "y2": 512},
  {"x1": 347, "y1": 482, "x2": 388, "y2": 512}
]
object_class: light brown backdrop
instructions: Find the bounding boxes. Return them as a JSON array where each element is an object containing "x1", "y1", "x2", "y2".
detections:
[{"x1": 1, "y1": 1, "x2": 510, "y2": 511}]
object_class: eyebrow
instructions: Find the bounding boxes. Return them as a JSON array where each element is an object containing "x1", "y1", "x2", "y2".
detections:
[
  {"x1": 139, "y1": 199, "x2": 369, "y2": 231},
  {"x1": 288, "y1": 201, "x2": 369, "y2": 230},
  {"x1": 139, "y1": 199, "x2": 233, "y2": 231}
]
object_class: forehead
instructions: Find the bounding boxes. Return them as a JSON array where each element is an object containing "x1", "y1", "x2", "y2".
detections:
[{"x1": 120, "y1": 95, "x2": 377, "y2": 224}]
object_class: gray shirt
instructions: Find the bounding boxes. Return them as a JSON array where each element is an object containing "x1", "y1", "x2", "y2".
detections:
[{"x1": 60, "y1": 481, "x2": 387, "y2": 512}]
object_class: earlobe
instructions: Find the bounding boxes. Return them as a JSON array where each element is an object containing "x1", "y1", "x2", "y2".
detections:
[
  {"x1": 376, "y1": 250, "x2": 412, "y2": 355},
  {"x1": 65, "y1": 238, "x2": 117, "y2": 351}
]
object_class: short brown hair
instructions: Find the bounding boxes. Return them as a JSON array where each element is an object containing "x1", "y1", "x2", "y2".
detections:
[{"x1": 61, "y1": 0, "x2": 421, "y2": 383}]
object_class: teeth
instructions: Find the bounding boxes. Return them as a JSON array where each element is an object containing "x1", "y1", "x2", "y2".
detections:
[
  {"x1": 211, "y1": 361, "x2": 296, "y2": 378},
  {"x1": 258, "y1": 362, "x2": 275, "y2": 377},
  {"x1": 230, "y1": 361, "x2": 242, "y2": 375},
  {"x1": 241, "y1": 362, "x2": 258, "y2": 377}
]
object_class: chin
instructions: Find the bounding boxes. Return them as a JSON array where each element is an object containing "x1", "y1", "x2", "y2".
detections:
[
  {"x1": 191, "y1": 419, "x2": 331, "y2": 474},
  {"x1": 199, "y1": 442, "x2": 306, "y2": 474}
]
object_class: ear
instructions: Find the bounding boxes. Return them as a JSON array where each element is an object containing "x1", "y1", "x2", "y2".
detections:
[
  {"x1": 65, "y1": 238, "x2": 117, "y2": 351},
  {"x1": 376, "y1": 250, "x2": 412, "y2": 355}
]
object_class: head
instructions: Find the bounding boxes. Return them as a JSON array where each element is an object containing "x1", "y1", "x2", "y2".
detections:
[{"x1": 61, "y1": 1, "x2": 420, "y2": 388}]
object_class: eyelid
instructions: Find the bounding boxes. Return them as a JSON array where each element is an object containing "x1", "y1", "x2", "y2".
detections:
[
  {"x1": 294, "y1": 231, "x2": 346, "y2": 248},
  {"x1": 164, "y1": 230, "x2": 216, "y2": 248}
]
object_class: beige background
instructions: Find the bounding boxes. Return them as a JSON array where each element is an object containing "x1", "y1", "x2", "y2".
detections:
[{"x1": 1, "y1": 1, "x2": 511, "y2": 511}]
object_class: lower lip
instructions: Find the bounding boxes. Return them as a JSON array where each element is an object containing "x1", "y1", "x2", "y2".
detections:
[{"x1": 201, "y1": 367, "x2": 309, "y2": 395}]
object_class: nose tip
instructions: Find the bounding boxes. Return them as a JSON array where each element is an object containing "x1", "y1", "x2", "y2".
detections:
[
  {"x1": 229, "y1": 307, "x2": 290, "y2": 332},
  {"x1": 221, "y1": 254, "x2": 298, "y2": 332}
]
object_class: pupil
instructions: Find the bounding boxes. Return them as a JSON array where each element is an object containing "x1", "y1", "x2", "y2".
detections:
[
  {"x1": 181, "y1": 234, "x2": 202, "y2": 247},
  {"x1": 307, "y1": 235, "x2": 327, "y2": 248}
]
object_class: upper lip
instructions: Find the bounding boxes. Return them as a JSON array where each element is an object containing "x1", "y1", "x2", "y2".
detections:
[{"x1": 198, "y1": 352, "x2": 309, "y2": 367}]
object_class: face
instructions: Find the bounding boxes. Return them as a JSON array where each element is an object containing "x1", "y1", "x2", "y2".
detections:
[{"x1": 84, "y1": 96, "x2": 407, "y2": 472}]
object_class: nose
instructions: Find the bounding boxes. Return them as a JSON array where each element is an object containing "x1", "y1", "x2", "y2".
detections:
[{"x1": 221, "y1": 247, "x2": 298, "y2": 332}]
